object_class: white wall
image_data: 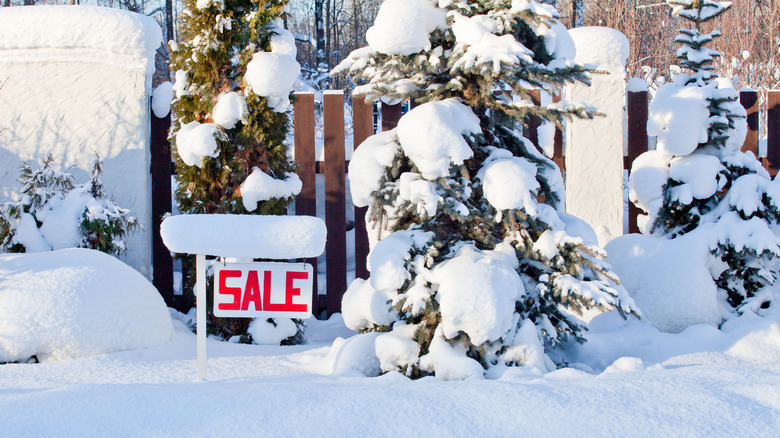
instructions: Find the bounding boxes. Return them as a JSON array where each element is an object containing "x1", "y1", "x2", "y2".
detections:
[
  {"x1": 564, "y1": 27, "x2": 630, "y2": 246},
  {"x1": 0, "y1": 6, "x2": 162, "y2": 277}
]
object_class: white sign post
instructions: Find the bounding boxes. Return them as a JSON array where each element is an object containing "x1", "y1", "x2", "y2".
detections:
[
  {"x1": 196, "y1": 254, "x2": 207, "y2": 379},
  {"x1": 161, "y1": 214, "x2": 327, "y2": 381}
]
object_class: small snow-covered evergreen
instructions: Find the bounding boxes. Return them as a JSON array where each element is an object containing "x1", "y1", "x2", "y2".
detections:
[
  {"x1": 629, "y1": 0, "x2": 778, "y2": 317},
  {"x1": 169, "y1": 0, "x2": 304, "y2": 344},
  {"x1": 334, "y1": 0, "x2": 636, "y2": 379},
  {"x1": 0, "y1": 155, "x2": 139, "y2": 257}
]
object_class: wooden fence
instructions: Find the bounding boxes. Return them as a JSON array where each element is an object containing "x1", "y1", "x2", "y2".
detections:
[{"x1": 150, "y1": 88, "x2": 780, "y2": 317}]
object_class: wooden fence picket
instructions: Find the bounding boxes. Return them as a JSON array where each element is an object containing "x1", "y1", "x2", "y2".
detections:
[
  {"x1": 740, "y1": 90, "x2": 760, "y2": 159},
  {"x1": 626, "y1": 90, "x2": 649, "y2": 234},
  {"x1": 352, "y1": 96, "x2": 373, "y2": 280},
  {"x1": 293, "y1": 92, "x2": 319, "y2": 315},
  {"x1": 150, "y1": 103, "x2": 175, "y2": 309},
  {"x1": 552, "y1": 93, "x2": 564, "y2": 172},
  {"x1": 323, "y1": 91, "x2": 347, "y2": 315},
  {"x1": 768, "y1": 91, "x2": 780, "y2": 175},
  {"x1": 381, "y1": 102, "x2": 403, "y2": 131},
  {"x1": 527, "y1": 90, "x2": 542, "y2": 150}
]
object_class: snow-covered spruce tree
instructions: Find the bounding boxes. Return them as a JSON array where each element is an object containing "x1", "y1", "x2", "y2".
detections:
[
  {"x1": 333, "y1": 0, "x2": 636, "y2": 379},
  {"x1": 629, "y1": 0, "x2": 778, "y2": 317},
  {"x1": 170, "y1": 0, "x2": 305, "y2": 344},
  {"x1": 0, "y1": 155, "x2": 139, "y2": 256}
]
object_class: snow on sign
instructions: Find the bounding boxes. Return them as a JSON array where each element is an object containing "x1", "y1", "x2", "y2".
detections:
[{"x1": 214, "y1": 262, "x2": 313, "y2": 319}]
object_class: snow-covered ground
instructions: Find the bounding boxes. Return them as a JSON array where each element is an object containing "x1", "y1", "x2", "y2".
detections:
[{"x1": 1, "y1": 310, "x2": 778, "y2": 436}]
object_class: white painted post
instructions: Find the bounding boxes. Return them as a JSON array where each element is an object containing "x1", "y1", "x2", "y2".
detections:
[
  {"x1": 564, "y1": 27, "x2": 630, "y2": 246},
  {"x1": 196, "y1": 253, "x2": 207, "y2": 380}
]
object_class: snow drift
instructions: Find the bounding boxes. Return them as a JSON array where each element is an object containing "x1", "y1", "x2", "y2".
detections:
[{"x1": 0, "y1": 248, "x2": 173, "y2": 362}]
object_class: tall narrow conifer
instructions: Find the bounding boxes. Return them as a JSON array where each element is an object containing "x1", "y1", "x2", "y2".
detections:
[{"x1": 170, "y1": 0, "x2": 305, "y2": 343}]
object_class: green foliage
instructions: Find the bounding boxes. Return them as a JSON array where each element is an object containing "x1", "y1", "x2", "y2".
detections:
[
  {"x1": 79, "y1": 157, "x2": 141, "y2": 256},
  {"x1": 0, "y1": 154, "x2": 139, "y2": 257}
]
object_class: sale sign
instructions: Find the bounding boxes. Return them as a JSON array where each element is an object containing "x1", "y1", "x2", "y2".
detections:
[{"x1": 213, "y1": 262, "x2": 313, "y2": 319}]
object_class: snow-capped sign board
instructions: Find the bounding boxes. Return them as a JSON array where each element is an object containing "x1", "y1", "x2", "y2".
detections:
[
  {"x1": 160, "y1": 213, "x2": 326, "y2": 380},
  {"x1": 214, "y1": 262, "x2": 313, "y2": 319}
]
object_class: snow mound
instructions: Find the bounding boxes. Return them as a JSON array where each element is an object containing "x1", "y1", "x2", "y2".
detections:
[
  {"x1": 365, "y1": 0, "x2": 446, "y2": 56},
  {"x1": 430, "y1": 244, "x2": 522, "y2": 345},
  {"x1": 451, "y1": 12, "x2": 533, "y2": 73},
  {"x1": 375, "y1": 325, "x2": 420, "y2": 372},
  {"x1": 348, "y1": 130, "x2": 399, "y2": 207},
  {"x1": 0, "y1": 6, "x2": 162, "y2": 74},
  {"x1": 247, "y1": 318, "x2": 298, "y2": 345},
  {"x1": 648, "y1": 82, "x2": 710, "y2": 157},
  {"x1": 212, "y1": 91, "x2": 248, "y2": 129},
  {"x1": 419, "y1": 329, "x2": 484, "y2": 380},
  {"x1": 341, "y1": 278, "x2": 397, "y2": 331},
  {"x1": 480, "y1": 156, "x2": 540, "y2": 213},
  {"x1": 329, "y1": 332, "x2": 382, "y2": 377},
  {"x1": 602, "y1": 356, "x2": 644, "y2": 374},
  {"x1": 568, "y1": 26, "x2": 629, "y2": 71},
  {"x1": 626, "y1": 77, "x2": 648, "y2": 93},
  {"x1": 0, "y1": 249, "x2": 173, "y2": 363},
  {"x1": 245, "y1": 31, "x2": 300, "y2": 113},
  {"x1": 239, "y1": 167, "x2": 302, "y2": 212},
  {"x1": 606, "y1": 233, "x2": 724, "y2": 333},
  {"x1": 175, "y1": 121, "x2": 223, "y2": 167}
]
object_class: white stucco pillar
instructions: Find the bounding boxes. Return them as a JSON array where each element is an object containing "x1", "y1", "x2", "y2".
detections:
[
  {"x1": 0, "y1": 6, "x2": 162, "y2": 277},
  {"x1": 564, "y1": 26, "x2": 629, "y2": 246}
]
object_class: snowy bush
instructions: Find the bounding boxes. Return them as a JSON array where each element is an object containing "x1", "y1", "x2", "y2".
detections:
[
  {"x1": 0, "y1": 155, "x2": 139, "y2": 256},
  {"x1": 623, "y1": 0, "x2": 779, "y2": 330},
  {"x1": 0, "y1": 248, "x2": 173, "y2": 363},
  {"x1": 332, "y1": 0, "x2": 637, "y2": 379}
]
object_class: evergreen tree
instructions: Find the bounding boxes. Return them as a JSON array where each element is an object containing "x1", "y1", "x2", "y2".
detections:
[
  {"x1": 170, "y1": 0, "x2": 305, "y2": 344},
  {"x1": 0, "y1": 154, "x2": 139, "y2": 257},
  {"x1": 629, "y1": 0, "x2": 778, "y2": 317},
  {"x1": 335, "y1": 0, "x2": 636, "y2": 378}
]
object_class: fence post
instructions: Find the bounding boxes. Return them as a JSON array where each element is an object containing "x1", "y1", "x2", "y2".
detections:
[
  {"x1": 324, "y1": 91, "x2": 347, "y2": 315},
  {"x1": 767, "y1": 90, "x2": 780, "y2": 177},
  {"x1": 352, "y1": 95, "x2": 373, "y2": 280},
  {"x1": 293, "y1": 92, "x2": 319, "y2": 316},
  {"x1": 527, "y1": 90, "x2": 542, "y2": 150},
  {"x1": 626, "y1": 90, "x2": 649, "y2": 234},
  {"x1": 740, "y1": 89, "x2": 760, "y2": 159},
  {"x1": 381, "y1": 102, "x2": 403, "y2": 131},
  {"x1": 552, "y1": 92, "x2": 564, "y2": 173},
  {"x1": 150, "y1": 104, "x2": 174, "y2": 308}
]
